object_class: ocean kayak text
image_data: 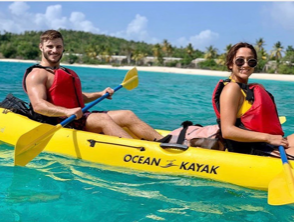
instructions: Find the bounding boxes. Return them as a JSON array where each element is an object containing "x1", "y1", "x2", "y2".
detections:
[{"x1": 123, "y1": 154, "x2": 219, "y2": 174}]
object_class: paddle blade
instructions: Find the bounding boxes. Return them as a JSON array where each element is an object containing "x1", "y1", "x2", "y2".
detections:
[
  {"x1": 14, "y1": 124, "x2": 61, "y2": 166},
  {"x1": 122, "y1": 67, "x2": 138, "y2": 90},
  {"x1": 279, "y1": 116, "x2": 286, "y2": 124},
  {"x1": 268, "y1": 163, "x2": 294, "y2": 205}
]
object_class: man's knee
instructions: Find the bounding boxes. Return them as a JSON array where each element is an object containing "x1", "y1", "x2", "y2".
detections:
[
  {"x1": 85, "y1": 113, "x2": 115, "y2": 132},
  {"x1": 88, "y1": 112, "x2": 113, "y2": 124},
  {"x1": 121, "y1": 110, "x2": 141, "y2": 123},
  {"x1": 123, "y1": 110, "x2": 136, "y2": 118}
]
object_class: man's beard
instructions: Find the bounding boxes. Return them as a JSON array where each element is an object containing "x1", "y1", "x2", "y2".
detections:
[{"x1": 43, "y1": 51, "x2": 63, "y2": 65}]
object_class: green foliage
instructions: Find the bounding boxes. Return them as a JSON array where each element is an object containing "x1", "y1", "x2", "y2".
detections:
[
  {"x1": 180, "y1": 55, "x2": 193, "y2": 67},
  {"x1": 0, "y1": 30, "x2": 292, "y2": 74},
  {"x1": 198, "y1": 59, "x2": 222, "y2": 70},
  {"x1": 278, "y1": 65, "x2": 294, "y2": 74},
  {"x1": 62, "y1": 53, "x2": 79, "y2": 64},
  {"x1": 165, "y1": 60, "x2": 178, "y2": 67},
  {"x1": 282, "y1": 46, "x2": 294, "y2": 68},
  {"x1": 0, "y1": 42, "x2": 17, "y2": 58},
  {"x1": 17, "y1": 42, "x2": 39, "y2": 60},
  {"x1": 81, "y1": 55, "x2": 101, "y2": 65},
  {"x1": 0, "y1": 29, "x2": 155, "y2": 62},
  {"x1": 255, "y1": 59, "x2": 267, "y2": 73},
  {"x1": 194, "y1": 50, "x2": 204, "y2": 59},
  {"x1": 267, "y1": 68, "x2": 275, "y2": 74}
]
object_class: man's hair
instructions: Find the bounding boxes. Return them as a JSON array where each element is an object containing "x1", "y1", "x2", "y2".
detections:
[
  {"x1": 40, "y1": 30, "x2": 63, "y2": 44},
  {"x1": 226, "y1": 42, "x2": 257, "y2": 71}
]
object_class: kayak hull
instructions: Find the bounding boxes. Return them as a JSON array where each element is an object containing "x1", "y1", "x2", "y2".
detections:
[{"x1": 0, "y1": 108, "x2": 290, "y2": 191}]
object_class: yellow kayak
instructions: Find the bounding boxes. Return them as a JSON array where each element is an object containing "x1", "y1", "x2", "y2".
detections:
[{"x1": 0, "y1": 107, "x2": 290, "y2": 191}]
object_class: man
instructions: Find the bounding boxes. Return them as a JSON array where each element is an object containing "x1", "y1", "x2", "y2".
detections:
[{"x1": 23, "y1": 29, "x2": 163, "y2": 141}]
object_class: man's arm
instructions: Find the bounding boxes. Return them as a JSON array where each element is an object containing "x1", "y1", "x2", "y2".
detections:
[
  {"x1": 26, "y1": 69, "x2": 83, "y2": 119},
  {"x1": 82, "y1": 87, "x2": 114, "y2": 103}
]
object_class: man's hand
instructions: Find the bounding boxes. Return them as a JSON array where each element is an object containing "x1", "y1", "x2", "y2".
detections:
[
  {"x1": 102, "y1": 87, "x2": 114, "y2": 100},
  {"x1": 65, "y1": 107, "x2": 83, "y2": 119}
]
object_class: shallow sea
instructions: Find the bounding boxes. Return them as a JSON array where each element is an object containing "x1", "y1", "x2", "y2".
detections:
[{"x1": 0, "y1": 61, "x2": 294, "y2": 222}]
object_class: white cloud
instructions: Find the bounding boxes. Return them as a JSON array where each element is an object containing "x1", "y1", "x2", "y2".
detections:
[
  {"x1": 126, "y1": 14, "x2": 148, "y2": 36},
  {"x1": 9, "y1": 1, "x2": 30, "y2": 16},
  {"x1": 111, "y1": 14, "x2": 158, "y2": 43},
  {"x1": 70, "y1": 12, "x2": 99, "y2": 33},
  {"x1": 0, "y1": 2, "x2": 218, "y2": 49},
  {"x1": 0, "y1": 2, "x2": 32, "y2": 32},
  {"x1": 1, "y1": 3, "x2": 157, "y2": 43},
  {"x1": 35, "y1": 5, "x2": 67, "y2": 29},
  {"x1": 0, "y1": 2, "x2": 100, "y2": 34},
  {"x1": 175, "y1": 30, "x2": 219, "y2": 50},
  {"x1": 267, "y1": 2, "x2": 294, "y2": 31}
]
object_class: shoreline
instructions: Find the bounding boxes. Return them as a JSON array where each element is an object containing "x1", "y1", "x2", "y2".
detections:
[{"x1": 1, "y1": 58, "x2": 294, "y2": 81}]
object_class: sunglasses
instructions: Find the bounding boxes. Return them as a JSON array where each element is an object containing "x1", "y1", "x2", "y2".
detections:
[{"x1": 234, "y1": 58, "x2": 257, "y2": 68}]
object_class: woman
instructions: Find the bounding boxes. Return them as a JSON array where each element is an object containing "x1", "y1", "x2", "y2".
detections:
[{"x1": 212, "y1": 42, "x2": 294, "y2": 157}]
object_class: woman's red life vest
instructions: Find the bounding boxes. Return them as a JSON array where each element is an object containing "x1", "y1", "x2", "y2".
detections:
[
  {"x1": 212, "y1": 79, "x2": 284, "y2": 136},
  {"x1": 23, "y1": 64, "x2": 85, "y2": 109}
]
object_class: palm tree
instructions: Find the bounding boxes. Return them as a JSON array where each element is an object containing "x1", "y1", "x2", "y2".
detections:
[
  {"x1": 204, "y1": 45, "x2": 218, "y2": 59},
  {"x1": 121, "y1": 42, "x2": 135, "y2": 65},
  {"x1": 270, "y1": 41, "x2": 284, "y2": 73},
  {"x1": 217, "y1": 44, "x2": 232, "y2": 67},
  {"x1": 162, "y1": 39, "x2": 170, "y2": 55},
  {"x1": 85, "y1": 44, "x2": 100, "y2": 60},
  {"x1": 283, "y1": 45, "x2": 294, "y2": 68},
  {"x1": 255, "y1": 38, "x2": 265, "y2": 52},
  {"x1": 259, "y1": 48, "x2": 267, "y2": 60},
  {"x1": 152, "y1": 43, "x2": 163, "y2": 65},
  {"x1": 225, "y1": 44, "x2": 232, "y2": 54},
  {"x1": 99, "y1": 44, "x2": 112, "y2": 63},
  {"x1": 271, "y1": 41, "x2": 284, "y2": 60},
  {"x1": 286, "y1": 45, "x2": 294, "y2": 52},
  {"x1": 255, "y1": 48, "x2": 268, "y2": 73},
  {"x1": 166, "y1": 44, "x2": 174, "y2": 57},
  {"x1": 132, "y1": 50, "x2": 147, "y2": 65},
  {"x1": 186, "y1": 43, "x2": 194, "y2": 58}
]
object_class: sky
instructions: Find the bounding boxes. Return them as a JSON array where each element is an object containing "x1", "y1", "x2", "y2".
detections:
[{"x1": 0, "y1": 1, "x2": 293, "y2": 54}]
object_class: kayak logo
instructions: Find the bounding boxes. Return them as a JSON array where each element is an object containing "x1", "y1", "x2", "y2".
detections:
[
  {"x1": 124, "y1": 154, "x2": 161, "y2": 166},
  {"x1": 179, "y1": 162, "x2": 219, "y2": 174},
  {"x1": 161, "y1": 159, "x2": 178, "y2": 168},
  {"x1": 123, "y1": 154, "x2": 220, "y2": 174}
]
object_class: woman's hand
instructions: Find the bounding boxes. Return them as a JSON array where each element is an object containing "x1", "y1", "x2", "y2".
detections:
[{"x1": 267, "y1": 134, "x2": 289, "y2": 148}]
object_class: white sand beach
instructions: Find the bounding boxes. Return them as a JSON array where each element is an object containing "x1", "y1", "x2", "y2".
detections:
[{"x1": 1, "y1": 58, "x2": 294, "y2": 81}]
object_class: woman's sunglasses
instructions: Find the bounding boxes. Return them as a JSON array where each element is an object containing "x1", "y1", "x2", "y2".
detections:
[{"x1": 235, "y1": 58, "x2": 257, "y2": 68}]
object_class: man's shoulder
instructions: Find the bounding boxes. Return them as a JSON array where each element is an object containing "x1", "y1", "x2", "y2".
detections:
[
  {"x1": 26, "y1": 67, "x2": 52, "y2": 82},
  {"x1": 31, "y1": 64, "x2": 54, "y2": 74}
]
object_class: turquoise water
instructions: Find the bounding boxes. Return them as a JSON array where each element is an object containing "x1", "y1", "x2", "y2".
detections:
[{"x1": 1, "y1": 61, "x2": 294, "y2": 221}]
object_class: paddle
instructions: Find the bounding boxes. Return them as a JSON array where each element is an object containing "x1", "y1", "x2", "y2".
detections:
[
  {"x1": 14, "y1": 67, "x2": 139, "y2": 167},
  {"x1": 279, "y1": 116, "x2": 286, "y2": 125},
  {"x1": 268, "y1": 145, "x2": 294, "y2": 205}
]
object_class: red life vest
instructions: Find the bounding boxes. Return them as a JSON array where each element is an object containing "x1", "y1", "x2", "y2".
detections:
[
  {"x1": 23, "y1": 64, "x2": 85, "y2": 108},
  {"x1": 212, "y1": 79, "x2": 283, "y2": 136}
]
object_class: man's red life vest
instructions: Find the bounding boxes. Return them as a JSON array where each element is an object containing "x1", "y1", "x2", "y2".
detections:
[
  {"x1": 212, "y1": 79, "x2": 283, "y2": 136},
  {"x1": 23, "y1": 64, "x2": 85, "y2": 108}
]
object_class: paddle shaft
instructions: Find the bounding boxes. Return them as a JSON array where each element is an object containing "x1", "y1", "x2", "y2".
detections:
[
  {"x1": 14, "y1": 68, "x2": 138, "y2": 166},
  {"x1": 16, "y1": 85, "x2": 123, "y2": 156},
  {"x1": 61, "y1": 85, "x2": 123, "y2": 126},
  {"x1": 279, "y1": 145, "x2": 288, "y2": 164},
  {"x1": 61, "y1": 74, "x2": 138, "y2": 126},
  {"x1": 279, "y1": 145, "x2": 294, "y2": 188}
]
